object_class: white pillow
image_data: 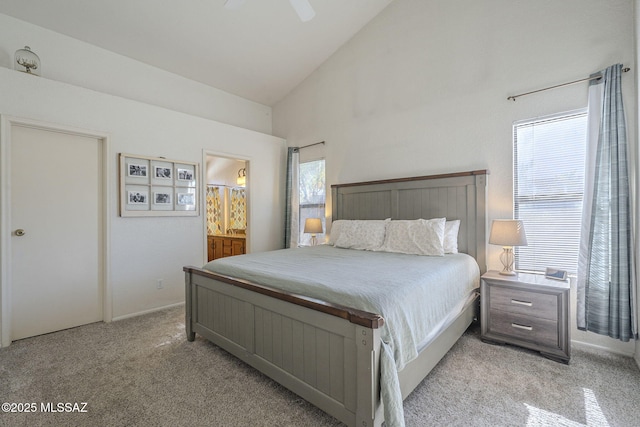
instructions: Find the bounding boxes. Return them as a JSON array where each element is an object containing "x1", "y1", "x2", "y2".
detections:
[
  {"x1": 444, "y1": 220, "x2": 461, "y2": 254},
  {"x1": 380, "y1": 218, "x2": 446, "y2": 256},
  {"x1": 334, "y1": 219, "x2": 389, "y2": 251},
  {"x1": 328, "y1": 220, "x2": 346, "y2": 246}
]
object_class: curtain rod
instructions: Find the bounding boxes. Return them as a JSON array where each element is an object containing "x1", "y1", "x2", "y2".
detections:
[
  {"x1": 299, "y1": 141, "x2": 325, "y2": 150},
  {"x1": 507, "y1": 67, "x2": 630, "y2": 101},
  {"x1": 207, "y1": 184, "x2": 244, "y2": 189}
]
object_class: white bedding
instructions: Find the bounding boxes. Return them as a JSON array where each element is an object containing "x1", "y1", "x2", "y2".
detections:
[{"x1": 203, "y1": 245, "x2": 480, "y2": 426}]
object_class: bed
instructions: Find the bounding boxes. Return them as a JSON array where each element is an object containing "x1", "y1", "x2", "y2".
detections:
[{"x1": 184, "y1": 170, "x2": 488, "y2": 426}]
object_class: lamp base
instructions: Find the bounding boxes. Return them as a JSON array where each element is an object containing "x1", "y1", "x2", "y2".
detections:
[
  {"x1": 499, "y1": 246, "x2": 516, "y2": 276},
  {"x1": 499, "y1": 269, "x2": 518, "y2": 276}
]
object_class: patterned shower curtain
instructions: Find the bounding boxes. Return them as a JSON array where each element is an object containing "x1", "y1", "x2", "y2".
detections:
[
  {"x1": 206, "y1": 186, "x2": 223, "y2": 235},
  {"x1": 229, "y1": 187, "x2": 247, "y2": 231},
  {"x1": 577, "y1": 64, "x2": 637, "y2": 341}
]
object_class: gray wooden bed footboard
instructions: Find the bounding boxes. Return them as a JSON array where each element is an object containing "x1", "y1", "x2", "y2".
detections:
[
  {"x1": 185, "y1": 170, "x2": 488, "y2": 426},
  {"x1": 184, "y1": 266, "x2": 385, "y2": 426}
]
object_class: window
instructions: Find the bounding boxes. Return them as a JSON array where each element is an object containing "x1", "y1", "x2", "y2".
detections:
[
  {"x1": 299, "y1": 159, "x2": 326, "y2": 245},
  {"x1": 513, "y1": 110, "x2": 587, "y2": 274}
]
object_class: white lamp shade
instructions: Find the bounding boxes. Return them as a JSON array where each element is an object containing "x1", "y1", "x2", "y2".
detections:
[
  {"x1": 304, "y1": 218, "x2": 323, "y2": 234},
  {"x1": 489, "y1": 220, "x2": 528, "y2": 246}
]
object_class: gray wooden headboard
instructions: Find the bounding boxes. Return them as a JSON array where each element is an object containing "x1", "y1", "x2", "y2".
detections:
[{"x1": 331, "y1": 170, "x2": 488, "y2": 273}]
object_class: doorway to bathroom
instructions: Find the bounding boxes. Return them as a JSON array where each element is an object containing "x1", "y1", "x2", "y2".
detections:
[{"x1": 205, "y1": 155, "x2": 248, "y2": 262}]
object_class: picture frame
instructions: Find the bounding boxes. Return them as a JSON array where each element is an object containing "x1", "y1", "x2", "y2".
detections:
[
  {"x1": 153, "y1": 192, "x2": 171, "y2": 205},
  {"x1": 128, "y1": 163, "x2": 147, "y2": 177},
  {"x1": 119, "y1": 153, "x2": 199, "y2": 217},
  {"x1": 154, "y1": 166, "x2": 172, "y2": 179},
  {"x1": 177, "y1": 192, "x2": 195, "y2": 206},
  {"x1": 177, "y1": 168, "x2": 194, "y2": 181},
  {"x1": 128, "y1": 190, "x2": 148, "y2": 204},
  {"x1": 545, "y1": 267, "x2": 568, "y2": 281}
]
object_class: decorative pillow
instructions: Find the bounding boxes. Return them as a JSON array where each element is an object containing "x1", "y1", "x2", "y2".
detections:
[
  {"x1": 380, "y1": 218, "x2": 446, "y2": 256},
  {"x1": 334, "y1": 219, "x2": 389, "y2": 251},
  {"x1": 328, "y1": 220, "x2": 347, "y2": 245},
  {"x1": 444, "y1": 220, "x2": 461, "y2": 254}
]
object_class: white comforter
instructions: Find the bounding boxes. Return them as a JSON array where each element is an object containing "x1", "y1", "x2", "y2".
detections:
[{"x1": 203, "y1": 245, "x2": 479, "y2": 426}]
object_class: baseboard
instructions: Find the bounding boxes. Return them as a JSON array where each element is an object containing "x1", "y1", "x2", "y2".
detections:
[
  {"x1": 571, "y1": 339, "x2": 636, "y2": 358},
  {"x1": 111, "y1": 302, "x2": 185, "y2": 322}
]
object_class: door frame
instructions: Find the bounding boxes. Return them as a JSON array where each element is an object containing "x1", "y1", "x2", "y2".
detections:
[
  {"x1": 0, "y1": 115, "x2": 111, "y2": 347},
  {"x1": 202, "y1": 149, "x2": 251, "y2": 261}
]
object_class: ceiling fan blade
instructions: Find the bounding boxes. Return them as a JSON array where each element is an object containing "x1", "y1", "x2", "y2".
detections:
[
  {"x1": 289, "y1": 0, "x2": 315, "y2": 22},
  {"x1": 224, "y1": 0, "x2": 246, "y2": 10}
]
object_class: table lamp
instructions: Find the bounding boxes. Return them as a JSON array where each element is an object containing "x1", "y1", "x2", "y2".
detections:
[
  {"x1": 489, "y1": 219, "x2": 528, "y2": 275},
  {"x1": 304, "y1": 218, "x2": 323, "y2": 246}
]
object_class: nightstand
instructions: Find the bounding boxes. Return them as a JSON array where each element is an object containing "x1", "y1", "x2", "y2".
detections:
[{"x1": 481, "y1": 270, "x2": 570, "y2": 363}]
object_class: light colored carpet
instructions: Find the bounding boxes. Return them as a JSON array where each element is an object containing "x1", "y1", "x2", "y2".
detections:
[{"x1": 1, "y1": 305, "x2": 639, "y2": 427}]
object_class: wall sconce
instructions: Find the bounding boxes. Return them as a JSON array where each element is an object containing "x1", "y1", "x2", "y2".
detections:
[
  {"x1": 236, "y1": 168, "x2": 246, "y2": 187},
  {"x1": 489, "y1": 219, "x2": 528, "y2": 275},
  {"x1": 304, "y1": 218, "x2": 323, "y2": 246}
]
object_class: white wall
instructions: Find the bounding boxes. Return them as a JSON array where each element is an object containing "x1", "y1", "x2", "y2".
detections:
[
  {"x1": 206, "y1": 156, "x2": 246, "y2": 187},
  {"x1": 273, "y1": 0, "x2": 637, "y2": 354},
  {"x1": 0, "y1": 67, "x2": 285, "y2": 333},
  {"x1": 0, "y1": 13, "x2": 272, "y2": 135}
]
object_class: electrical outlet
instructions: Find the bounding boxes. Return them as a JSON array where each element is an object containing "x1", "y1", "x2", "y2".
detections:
[{"x1": 157, "y1": 279, "x2": 163, "y2": 289}]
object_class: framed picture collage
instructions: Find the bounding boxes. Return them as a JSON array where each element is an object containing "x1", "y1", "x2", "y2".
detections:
[{"x1": 119, "y1": 153, "x2": 199, "y2": 217}]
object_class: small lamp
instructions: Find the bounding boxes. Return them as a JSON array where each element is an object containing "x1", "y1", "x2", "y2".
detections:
[
  {"x1": 489, "y1": 220, "x2": 528, "y2": 276},
  {"x1": 236, "y1": 168, "x2": 246, "y2": 187},
  {"x1": 304, "y1": 218, "x2": 323, "y2": 246}
]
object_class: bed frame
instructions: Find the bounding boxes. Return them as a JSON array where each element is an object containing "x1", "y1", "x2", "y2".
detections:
[{"x1": 184, "y1": 170, "x2": 488, "y2": 426}]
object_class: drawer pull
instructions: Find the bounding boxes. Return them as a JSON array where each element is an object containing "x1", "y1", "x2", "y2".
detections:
[
  {"x1": 512, "y1": 323, "x2": 533, "y2": 331},
  {"x1": 511, "y1": 299, "x2": 533, "y2": 307}
]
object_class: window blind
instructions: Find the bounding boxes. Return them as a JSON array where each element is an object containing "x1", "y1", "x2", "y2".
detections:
[{"x1": 513, "y1": 110, "x2": 587, "y2": 274}]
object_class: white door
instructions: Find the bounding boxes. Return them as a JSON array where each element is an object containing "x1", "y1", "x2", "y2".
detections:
[{"x1": 10, "y1": 125, "x2": 102, "y2": 340}]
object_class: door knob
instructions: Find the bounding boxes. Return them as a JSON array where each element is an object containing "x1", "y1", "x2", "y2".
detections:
[{"x1": 15, "y1": 229, "x2": 25, "y2": 236}]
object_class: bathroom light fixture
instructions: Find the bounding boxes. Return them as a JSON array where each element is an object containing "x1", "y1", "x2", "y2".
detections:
[{"x1": 236, "y1": 168, "x2": 246, "y2": 187}]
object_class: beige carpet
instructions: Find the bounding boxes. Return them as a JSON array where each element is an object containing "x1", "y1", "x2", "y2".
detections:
[{"x1": 1, "y1": 306, "x2": 639, "y2": 427}]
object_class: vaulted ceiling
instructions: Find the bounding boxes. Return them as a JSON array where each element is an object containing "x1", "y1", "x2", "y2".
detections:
[{"x1": 0, "y1": 0, "x2": 393, "y2": 106}]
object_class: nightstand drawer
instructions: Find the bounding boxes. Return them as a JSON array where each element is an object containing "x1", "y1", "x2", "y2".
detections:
[
  {"x1": 489, "y1": 286, "x2": 558, "y2": 320},
  {"x1": 488, "y1": 309, "x2": 559, "y2": 347}
]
